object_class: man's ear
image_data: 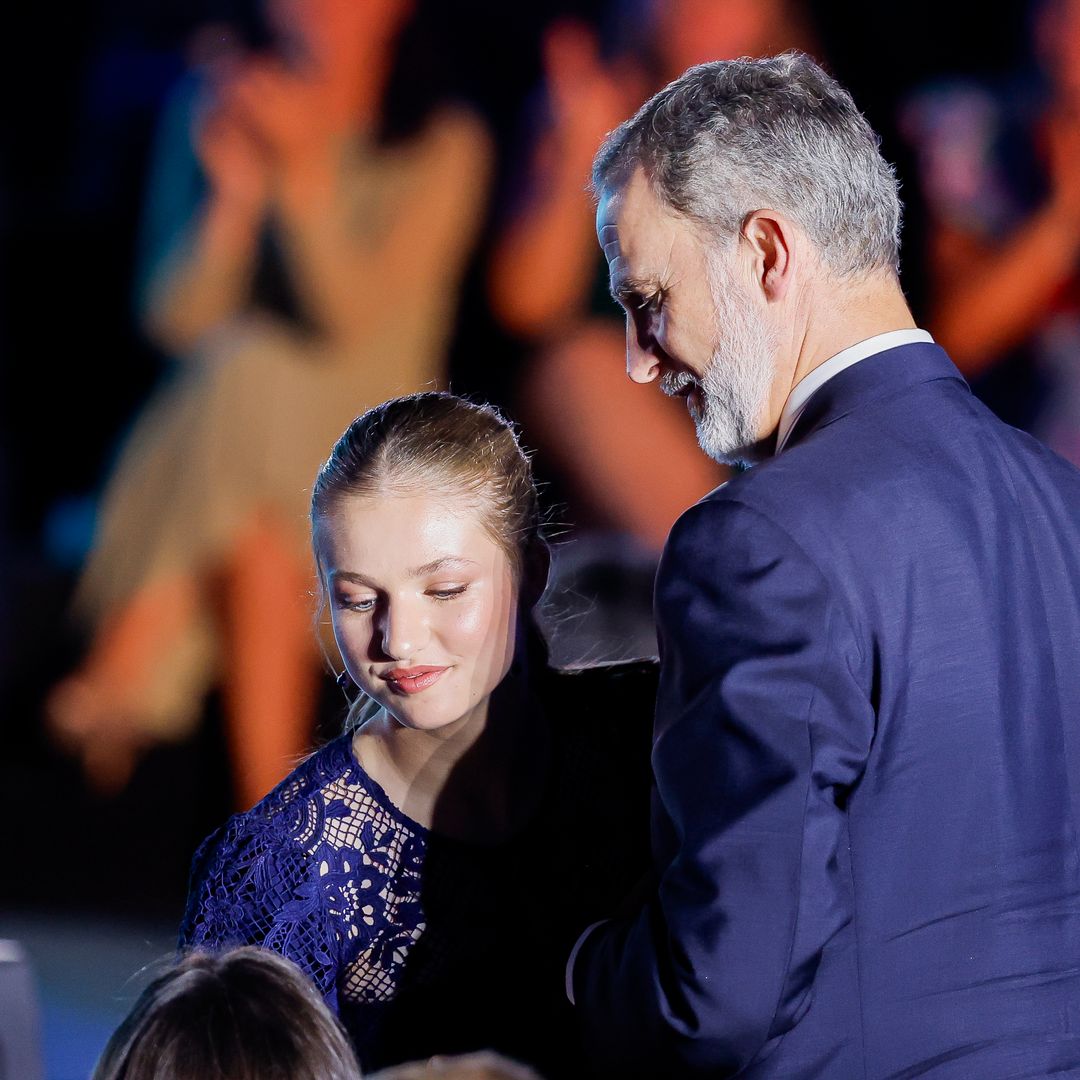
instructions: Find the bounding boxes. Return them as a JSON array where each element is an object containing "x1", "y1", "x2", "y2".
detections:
[
  {"x1": 521, "y1": 538, "x2": 551, "y2": 611},
  {"x1": 741, "y1": 209, "x2": 796, "y2": 302}
]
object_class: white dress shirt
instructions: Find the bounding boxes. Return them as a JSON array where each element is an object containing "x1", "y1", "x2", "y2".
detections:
[{"x1": 774, "y1": 328, "x2": 934, "y2": 454}]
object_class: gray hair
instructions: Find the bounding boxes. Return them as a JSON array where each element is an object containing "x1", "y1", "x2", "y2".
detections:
[{"x1": 592, "y1": 51, "x2": 902, "y2": 277}]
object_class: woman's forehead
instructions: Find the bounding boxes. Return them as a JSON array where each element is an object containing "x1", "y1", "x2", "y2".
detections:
[{"x1": 316, "y1": 492, "x2": 503, "y2": 571}]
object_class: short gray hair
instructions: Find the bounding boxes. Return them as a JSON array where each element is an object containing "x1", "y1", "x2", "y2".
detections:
[{"x1": 592, "y1": 51, "x2": 902, "y2": 277}]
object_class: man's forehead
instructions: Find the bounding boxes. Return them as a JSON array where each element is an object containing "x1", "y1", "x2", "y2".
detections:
[
  {"x1": 597, "y1": 170, "x2": 659, "y2": 276},
  {"x1": 596, "y1": 185, "x2": 625, "y2": 262},
  {"x1": 596, "y1": 168, "x2": 692, "y2": 280}
]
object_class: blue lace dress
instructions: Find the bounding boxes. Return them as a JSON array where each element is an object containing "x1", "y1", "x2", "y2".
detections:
[{"x1": 180, "y1": 662, "x2": 655, "y2": 1074}]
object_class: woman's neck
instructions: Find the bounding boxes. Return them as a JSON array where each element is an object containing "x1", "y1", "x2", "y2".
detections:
[{"x1": 353, "y1": 664, "x2": 549, "y2": 842}]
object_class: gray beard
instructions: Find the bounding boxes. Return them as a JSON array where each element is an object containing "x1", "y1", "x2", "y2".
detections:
[{"x1": 661, "y1": 263, "x2": 778, "y2": 466}]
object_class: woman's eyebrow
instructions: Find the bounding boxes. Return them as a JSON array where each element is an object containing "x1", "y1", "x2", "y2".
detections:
[
  {"x1": 327, "y1": 569, "x2": 377, "y2": 588},
  {"x1": 409, "y1": 556, "x2": 479, "y2": 577},
  {"x1": 327, "y1": 557, "x2": 479, "y2": 587}
]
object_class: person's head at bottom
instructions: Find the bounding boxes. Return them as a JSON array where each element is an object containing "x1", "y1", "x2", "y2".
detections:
[
  {"x1": 92, "y1": 947, "x2": 362, "y2": 1080},
  {"x1": 311, "y1": 392, "x2": 549, "y2": 753},
  {"x1": 369, "y1": 1050, "x2": 543, "y2": 1080}
]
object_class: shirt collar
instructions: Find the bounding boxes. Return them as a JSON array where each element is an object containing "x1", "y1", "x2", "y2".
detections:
[{"x1": 775, "y1": 328, "x2": 934, "y2": 454}]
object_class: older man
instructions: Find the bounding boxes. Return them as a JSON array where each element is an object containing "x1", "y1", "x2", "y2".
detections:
[{"x1": 568, "y1": 52, "x2": 1080, "y2": 1077}]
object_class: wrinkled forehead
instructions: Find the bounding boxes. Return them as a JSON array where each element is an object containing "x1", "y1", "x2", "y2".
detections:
[
  {"x1": 596, "y1": 167, "x2": 706, "y2": 288},
  {"x1": 596, "y1": 186, "x2": 624, "y2": 272},
  {"x1": 595, "y1": 168, "x2": 664, "y2": 270}
]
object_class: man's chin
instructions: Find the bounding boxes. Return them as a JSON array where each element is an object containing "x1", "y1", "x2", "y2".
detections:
[{"x1": 694, "y1": 420, "x2": 774, "y2": 469}]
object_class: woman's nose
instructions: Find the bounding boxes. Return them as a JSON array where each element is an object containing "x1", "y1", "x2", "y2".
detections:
[{"x1": 378, "y1": 600, "x2": 427, "y2": 660}]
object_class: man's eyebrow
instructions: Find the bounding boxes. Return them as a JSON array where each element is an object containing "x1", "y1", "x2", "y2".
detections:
[{"x1": 610, "y1": 274, "x2": 660, "y2": 306}]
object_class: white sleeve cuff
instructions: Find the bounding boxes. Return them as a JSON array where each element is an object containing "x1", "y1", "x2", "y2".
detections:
[{"x1": 565, "y1": 920, "x2": 608, "y2": 1005}]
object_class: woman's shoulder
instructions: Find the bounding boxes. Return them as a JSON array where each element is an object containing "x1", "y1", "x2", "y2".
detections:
[
  {"x1": 188, "y1": 733, "x2": 384, "y2": 874},
  {"x1": 181, "y1": 731, "x2": 426, "y2": 959},
  {"x1": 239, "y1": 732, "x2": 359, "y2": 816}
]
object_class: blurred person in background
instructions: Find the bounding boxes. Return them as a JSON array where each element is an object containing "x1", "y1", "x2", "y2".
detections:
[
  {"x1": 488, "y1": 0, "x2": 817, "y2": 663},
  {"x1": 902, "y1": 0, "x2": 1080, "y2": 460},
  {"x1": 181, "y1": 393, "x2": 653, "y2": 1075},
  {"x1": 46, "y1": 0, "x2": 492, "y2": 808},
  {"x1": 92, "y1": 946, "x2": 362, "y2": 1080}
]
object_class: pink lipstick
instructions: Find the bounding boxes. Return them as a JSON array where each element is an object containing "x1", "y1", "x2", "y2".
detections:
[{"x1": 383, "y1": 666, "x2": 449, "y2": 695}]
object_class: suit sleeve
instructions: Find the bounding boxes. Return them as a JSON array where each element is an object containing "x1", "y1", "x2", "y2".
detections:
[{"x1": 572, "y1": 497, "x2": 874, "y2": 1074}]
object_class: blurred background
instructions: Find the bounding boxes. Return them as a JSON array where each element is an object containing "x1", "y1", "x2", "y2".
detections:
[{"x1": 0, "y1": 0, "x2": 1063, "y2": 1074}]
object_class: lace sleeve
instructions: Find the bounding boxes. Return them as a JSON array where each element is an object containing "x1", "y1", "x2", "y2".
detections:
[{"x1": 178, "y1": 807, "x2": 343, "y2": 1008}]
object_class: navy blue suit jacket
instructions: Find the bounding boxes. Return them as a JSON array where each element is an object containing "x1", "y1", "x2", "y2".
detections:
[{"x1": 573, "y1": 343, "x2": 1080, "y2": 1077}]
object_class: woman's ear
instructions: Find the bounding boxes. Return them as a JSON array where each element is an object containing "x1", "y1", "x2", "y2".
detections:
[{"x1": 521, "y1": 539, "x2": 551, "y2": 611}]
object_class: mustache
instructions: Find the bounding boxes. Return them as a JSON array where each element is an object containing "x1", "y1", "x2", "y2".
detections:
[{"x1": 660, "y1": 369, "x2": 700, "y2": 397}]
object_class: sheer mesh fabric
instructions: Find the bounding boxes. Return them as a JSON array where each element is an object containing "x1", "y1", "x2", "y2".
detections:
[{"x1": 180, "y1": 735, "x2": 428, "y2": 1007}]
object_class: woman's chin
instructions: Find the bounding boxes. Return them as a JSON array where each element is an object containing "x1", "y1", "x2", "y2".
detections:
[{"x1": 384, "y1": 701, "x2": 466, "y2": 733}]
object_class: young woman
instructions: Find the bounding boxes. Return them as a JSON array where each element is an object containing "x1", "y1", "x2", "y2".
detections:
[{"x1": 181, "y1": 393, "x2": 656, "y2": 1075}]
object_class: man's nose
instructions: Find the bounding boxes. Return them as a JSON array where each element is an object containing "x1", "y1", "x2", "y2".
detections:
[{"x1": 626, "y1": 324, "x2": 662, "y2": 384}]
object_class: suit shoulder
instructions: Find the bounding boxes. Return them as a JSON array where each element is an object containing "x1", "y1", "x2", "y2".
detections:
[
  {"x1": 683, "y1": 382, "x2": 966, "y2": 539},
  {"x1": 670, "y1": 473, "x2": 804, "y2": 552}
]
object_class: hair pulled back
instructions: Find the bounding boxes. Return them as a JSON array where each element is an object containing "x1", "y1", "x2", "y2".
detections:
[{"x1": 311, "y1": 392, "x2": 542, "y2": 577}]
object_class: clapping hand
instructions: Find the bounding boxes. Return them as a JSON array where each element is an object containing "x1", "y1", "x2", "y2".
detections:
[
  {"x1": 542, "y1": 20, "x2": 629, "y2": 165},
  {"x1": 193, "y1": 91, "x2": 273, "y2": 212}
]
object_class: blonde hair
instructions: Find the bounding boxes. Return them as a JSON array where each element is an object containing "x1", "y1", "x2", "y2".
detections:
[
  {"x1": 310, "y1": 392, "x2": 546, "y2": 729},
  {"x1": 312, "y1": 392, "x2": 541, "y2": 576},
  {"x1": 368, "y1": 1050, "x2": 542, "y2": 1080}
]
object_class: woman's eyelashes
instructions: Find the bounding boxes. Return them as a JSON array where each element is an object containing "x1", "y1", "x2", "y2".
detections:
[
  {"x1": 334, "y1": 583, "x2": 469, "y2": 612},
  {"x1": 427, "y1": 583, "x2": 469, "y2": 601},
  {"x1": 336, "y1": 594, "x2": 377, "y2": 613}
]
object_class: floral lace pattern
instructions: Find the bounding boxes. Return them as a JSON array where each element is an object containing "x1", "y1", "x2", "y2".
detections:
[{"x1": 181, "y1": 734, "x2": 429, "y2": 1006}]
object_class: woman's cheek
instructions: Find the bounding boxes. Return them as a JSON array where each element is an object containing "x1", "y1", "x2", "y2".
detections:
[
  {"x1": 333, "y1": 616, "x2": 372, "y2": 678},
  {"x1": 448, "y1": 598, "x2": 492, "y2": 648}
]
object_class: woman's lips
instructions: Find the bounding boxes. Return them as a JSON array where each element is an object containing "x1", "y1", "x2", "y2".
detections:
[{"x1": 382, "y1": 666, "x2": 449, "y2": 695}]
